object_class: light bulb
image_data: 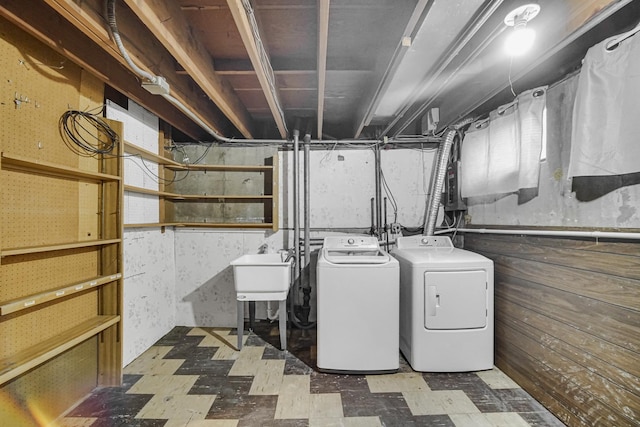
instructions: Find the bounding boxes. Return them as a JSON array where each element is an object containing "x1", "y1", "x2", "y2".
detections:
[
  {"x1": 503, "y1": 4, "x2": 540, "y2": 57},
  {"x1": 505, "y1": 24, "x2": 536, "y2": 56}
]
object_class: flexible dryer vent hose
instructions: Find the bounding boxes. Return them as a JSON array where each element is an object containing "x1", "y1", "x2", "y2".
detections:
[{"x1": 424, "y1": 118, "x2": 474, "y2": 236}]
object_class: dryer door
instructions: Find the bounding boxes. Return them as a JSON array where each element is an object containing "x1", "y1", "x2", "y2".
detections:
[{"x1": 424, "y1": 270, "x2": 487, "y2": 330}]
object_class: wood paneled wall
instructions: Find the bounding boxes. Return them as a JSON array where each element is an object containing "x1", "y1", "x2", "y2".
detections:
[{"x1": 465, "y1": 233, "x2": 640, "y2": 427}]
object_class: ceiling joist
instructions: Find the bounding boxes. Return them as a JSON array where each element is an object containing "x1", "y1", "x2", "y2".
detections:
[
  {"x1": 226, "y1": 0, "x2": 288, "y2": 138},
  {"x1": 40, "y1": 0, "x2": 235, "y2": 139},
  {"x1": 316, "y1": 0, "x2": 330, "y2": 139},
  {"x1": 122, "y1": 0, "x2": 255, "y2": 139}
]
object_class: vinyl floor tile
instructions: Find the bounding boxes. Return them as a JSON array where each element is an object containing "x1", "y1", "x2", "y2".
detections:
[
  {"x1": 402, "y1": 390, "x2": 480, "y2": 416},
  {"x1": 308, "y1": 416, "x2": 382, "y2": 427},
  {"x1": 61, "y1": 324, "x2": 566, "y2": 427},
  {"x1": 248, "y1": 360, "x2": 287, "y2": 395},
  {"x1": 476, "y1": 368, "x2": 521, "y2": 389},
  {"x1": 189, "y1": 375, "x2": 254, "y2": 396},
  {"x1": 123, "y1": 346, "x2": 185, "y2": 376},
  {"x1": 135, "y1": 394, "x2": 216, "y2": 420},
  {"x1": 339, "y1": 391, "x2": 414, "y2": 419},
  {"x1": 309, "y1": 393, "x2": 343, "y2": 419},
  {"x1": 207, "y1": 394, "x2": 278, "y2": 421},
  {"x1": 366, "y1": 372, "x2": 429, "y2": 393},
  {"x1": 310, "y1": 373, "x2": 369, "y2": 394},
  {"x1": 126, "y1": 374, "x2": 200, "y2": 396},
  {"x1": 66, "y1": 387, "x2": 152, "y2": 419},
  {"x1": 164, "y1": 419, "x2": 239, "y2": 427},
  {"x1": 450, "y1": 412, "x2": 530, "y2": 427}
]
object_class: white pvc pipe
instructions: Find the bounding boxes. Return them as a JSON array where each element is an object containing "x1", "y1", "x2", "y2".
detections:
[{"x1": 457, "y1": 228, "x2": 640, "y2": 240}]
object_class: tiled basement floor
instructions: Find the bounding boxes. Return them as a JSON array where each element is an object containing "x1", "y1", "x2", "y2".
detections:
[{"x1": 60, "y1": 324, "x2": 565, "y2": 427}]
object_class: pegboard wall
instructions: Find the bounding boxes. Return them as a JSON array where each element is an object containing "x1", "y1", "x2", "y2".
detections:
[
  {"x1": 0, "y1": 248, "x2": 100, "y2": 301},
  {"x1": 1, "y1": 338, "x2": 97, "y2": 423},
  {"x1": 1, "y1": 17, "x2": 123, "y2": 422},
  {"x1": 0, "y1": 18, "x2": 103, "y2": 167}
]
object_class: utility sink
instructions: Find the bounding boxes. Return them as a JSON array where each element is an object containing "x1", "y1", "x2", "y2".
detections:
[
  {"x1": 231, "y1": 253, "x2": 292, "y2": 351},
  {"x1": 230, "y1": 254, "x2": 292, "y2": 298}
]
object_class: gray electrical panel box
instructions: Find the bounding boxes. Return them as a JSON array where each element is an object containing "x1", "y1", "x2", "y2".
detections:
[{"x1": 444, "y1": 161, "x2": 466, "y2": 211}]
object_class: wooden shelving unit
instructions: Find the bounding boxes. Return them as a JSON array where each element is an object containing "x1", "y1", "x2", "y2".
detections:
[
  {"x1": 123, "y1": 145, "x2": 279, "y2": 231},
  {"x1": 0, "y1": 119, "x2": 124, "y2": 389}
]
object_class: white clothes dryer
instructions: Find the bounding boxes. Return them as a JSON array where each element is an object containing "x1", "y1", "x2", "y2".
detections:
[
  {"x1": 391, "y1": 235, "x2": 493, "y2": 372},
  {"x1": 316, "y1": 236, "x2": 399, "y2": 374}
]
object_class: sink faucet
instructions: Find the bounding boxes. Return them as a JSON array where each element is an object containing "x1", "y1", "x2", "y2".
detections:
[{"x1": 280, "y1": 248, "x2": 295, "y2": 263}]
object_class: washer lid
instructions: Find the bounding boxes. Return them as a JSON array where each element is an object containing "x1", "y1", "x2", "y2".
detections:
[{"x1": 322, "y1": 248, "x2": 391, "y2": 264}]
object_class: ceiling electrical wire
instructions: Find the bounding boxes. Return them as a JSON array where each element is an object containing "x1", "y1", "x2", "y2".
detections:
[{"x1": 59, "y1": 109, "x2": 119, "y2": 157}]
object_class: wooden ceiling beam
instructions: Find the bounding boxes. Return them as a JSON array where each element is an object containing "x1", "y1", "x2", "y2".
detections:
[
  {"x1": 123, "y1": 0, "x2": 255, "y2": 139},
  {"x1": 0, "y1": 0, "x2": 219, "y2": 140},
  {"x1": 38, "y1": 0, "x2": 234, "y2": 139},
  {"x1": 316, "y1": 0, "x2": 330, "y2": 139},
  {"x1": 226, "y1": 0, "x2": 288, "y2": 138}
]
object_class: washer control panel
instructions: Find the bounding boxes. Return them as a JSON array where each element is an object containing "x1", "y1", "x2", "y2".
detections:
[
  {"x1": 322, "y1": 236, "x2": 380, "y2": 250},
  {"x1": 396, "y1": 235, "x2": 453, "y2": 249}
]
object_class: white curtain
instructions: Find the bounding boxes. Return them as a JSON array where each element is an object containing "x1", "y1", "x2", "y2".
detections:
[
  {"x1": 568, "y1": 31, "x2": 640, "y2": 177},
  {"x1": 460, "y1": 120, "x2": 489, "y2": 198},
  {"x1": 460, "y1": 86, "x2": 546, "y2": 199}
]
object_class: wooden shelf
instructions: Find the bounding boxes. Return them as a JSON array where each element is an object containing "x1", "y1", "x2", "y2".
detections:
[
  {"x1": 0, "y1": 274, "x2": 122, "y2": 316},
  {"x1": 173, "y1": 222, "x2": 274, "y2": 229},
  {"x1": 1, "y1": 152, "x2": 121, "y2": 182},
  {"x1": 125, "y1": 185, "x2": 271, "y2": 201},
  {"x1": 1, "y1": 239, "x2": 121, "y2": 258},
  {"x1": 125, "y1": 185, "x2": 172, "y2": 197},
  {"x1": 165, "y1": 163, "x2": 273, "y2": 172},
  {"x1": 166, "y1": 194, "x2": 272, "y2": 202},
  {"x1": 124, "y1": 223, "x2": 172, "y2": 228},
  {"x1": 0, "y1": 315, "x2": 120, "y2": 386},
  {"x1": 124, "y1": 141, "x2": 182, "y2": 167}
]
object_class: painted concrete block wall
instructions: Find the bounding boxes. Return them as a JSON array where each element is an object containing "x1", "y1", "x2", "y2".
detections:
[
  {"x1": 109, "y1": 100, "x2": 176, "y2": 365},
  {"x1": 122, "y1": 228, "x2": 176, "y2": 366},
  {"x1": 172, "y1": 146, "x2": 436, "y2": 326},
  {"x1": 466, "y1": 74, "x2": 639, "y2": 228},
  {"x1": 174, "y1": 229, "x2": 283, "y2": 327}
]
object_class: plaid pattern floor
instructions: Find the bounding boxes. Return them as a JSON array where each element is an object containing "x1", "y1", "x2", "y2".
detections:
[{"x1": 60, "y1": 324, "x2": 565, "y2": 426}]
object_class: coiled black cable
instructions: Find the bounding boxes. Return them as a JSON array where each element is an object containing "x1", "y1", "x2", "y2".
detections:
[{"x1": 59, "y1": 109, "x2": 119, "y2": 156}]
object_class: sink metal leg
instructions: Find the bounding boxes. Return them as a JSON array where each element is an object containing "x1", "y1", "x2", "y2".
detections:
[
  {"x1": 279, "y1": 300, "x2": 287, "y2": 351},
  {"x1": 237, "y1": 300, "x2": 244, "y2": 351},
  {"x1": 249, "y1": 301, "x2": 256, "y2": 331}
]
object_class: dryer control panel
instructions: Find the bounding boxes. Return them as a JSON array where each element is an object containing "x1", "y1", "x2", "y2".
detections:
[{"x1": 396, "y1": 236, "x2": 453, "y2": 249}]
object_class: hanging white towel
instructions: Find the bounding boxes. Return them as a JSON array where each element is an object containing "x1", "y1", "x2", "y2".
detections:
[
  {"x1": 460, "y1": 120, "x2": 490, "y2": 198},
  {"x1": 568, "y1": 31, "x2": 640, "y2": 177},
  {"x1": 517, "y1": 87, "x2": 547, "y2": 189}
]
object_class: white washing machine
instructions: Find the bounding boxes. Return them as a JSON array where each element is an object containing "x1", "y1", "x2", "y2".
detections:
[
  {"x1": 316, "y1": 236, "x2": 399, "y2": 373},
  {"x1": 391, "y1": 235, "x2": 493, "y2": 372}
]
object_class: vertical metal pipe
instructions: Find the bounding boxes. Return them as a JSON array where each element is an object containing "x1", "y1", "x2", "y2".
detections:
[
  {"x1": 292, "y1": 130, "x2": 300, "y2": 283},
  {"x1": 303, "y1": 133, "x2": 311, "y2": 269},
  {"x1": 374, "y1": 144, "x2": 382, "y2": 236},
  {"x1": 302, "y1": 133, "x2": 312, "y2": 324}
]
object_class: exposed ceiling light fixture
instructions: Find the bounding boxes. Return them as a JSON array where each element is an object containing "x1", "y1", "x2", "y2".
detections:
[{"x1": 504, "y1": 3, "x2": 540, "y2": 56}]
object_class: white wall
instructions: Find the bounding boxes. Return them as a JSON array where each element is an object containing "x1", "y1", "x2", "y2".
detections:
[
  {"x1": 113, "y1": 95, "x2": 438, "y2": 344},
  {"x1": 122, "y1": 228, "x2": 176, "y2": 366},
  {"x1": 170, "y1": 147, "x2": 436, "y2": 327},
  {"x1": 173, "y1": 229, "x2": 284, "y2": 327},
  {"x1": 108, "y1": 100, "x2": 177, "y2": 366}
]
